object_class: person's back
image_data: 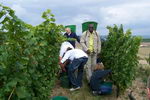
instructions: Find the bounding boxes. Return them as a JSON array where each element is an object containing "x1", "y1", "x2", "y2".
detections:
[
  {"x1": 73, "y1": 49, "x2": 88, "y2": 58},
  {"x1": 59, "y1": 41, "x2": 74, "y2": 58},
  {"x1": 62, "y1": 49, "x2": 88, "y2": 62},
  {"x1": 59, "y1": 41, "x2": 74, "y2": 65}
]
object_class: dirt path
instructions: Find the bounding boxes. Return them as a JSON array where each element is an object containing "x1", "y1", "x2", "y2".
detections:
[{"x1": 139, "y1": 60, "x2": 149, "y2": 65}]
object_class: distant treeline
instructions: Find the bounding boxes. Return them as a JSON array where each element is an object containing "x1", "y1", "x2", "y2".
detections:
[
  {"x1": 78, "y1": 36, "x2": 150, "y2": 42},
  {"x1": 142, "y1": 38, "x2": 150, "y2": 42}
]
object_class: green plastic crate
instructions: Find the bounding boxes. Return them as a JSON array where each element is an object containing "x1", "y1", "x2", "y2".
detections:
[
  {"x1": 100, "y1": 81, "x2": 113, "y2": 94},
  {"x1": 51, "y1": 96, "x2": 68, "y2": 100},
  {"x1": 65, "y1": 25, "x2": 76, "y2": 33},
  {"x1": 82, "y1": 21, "x2": 98, "y2": 32}
]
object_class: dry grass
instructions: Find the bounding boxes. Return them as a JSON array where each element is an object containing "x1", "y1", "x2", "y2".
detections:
[
  {"x1": 138, "y1": 47, "x2": 150, "y2": 59},
  {"x1": 138, "y1": 42, "x2": 150, "y2": 59}
]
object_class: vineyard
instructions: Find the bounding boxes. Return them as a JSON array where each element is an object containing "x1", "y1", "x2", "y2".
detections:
[
  {"x1": 101, "y1": 25, "x2": 141, "y2": 92},
  {"x1": 0, "y1": 4, "x2": 149, "y2": 100},
  {"x1": 0, "y1": 5, "x2": 65, "y2": 100}
]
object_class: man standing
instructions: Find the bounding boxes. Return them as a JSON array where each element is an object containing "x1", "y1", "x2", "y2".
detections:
[
  {"x1": 64, "y1": 27, "x2": 80, "y2": 48},
  {"x1": 60, "y1": 48, "x2": 88, "y2": 91},
  {"x1": 80, "y1": 24, "x2": 101, "y2": 82}
]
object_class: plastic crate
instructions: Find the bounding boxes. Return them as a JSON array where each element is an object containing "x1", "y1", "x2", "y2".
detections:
[
  {"x1": 82, "y1": 21, "x2": 98, "y2": 32},
  {"x1": 65, "y1": 25, "x2": 76, "y2": 33},
  {"x1": 51, "y1": 96, "x2": 68, "y2": 100},
  {"x1": 100, "y1": 82, "x2": 112, "y2": 94}
]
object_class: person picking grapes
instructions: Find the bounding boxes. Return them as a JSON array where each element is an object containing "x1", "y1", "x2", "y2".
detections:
[{"x1": 60, "y1": 48, "x2": 88, "y2": 91}]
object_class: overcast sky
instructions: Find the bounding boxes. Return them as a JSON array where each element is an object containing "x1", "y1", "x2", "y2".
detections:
[{"x1": 1, "y1": 0, "x2": 150, "y2": 36}]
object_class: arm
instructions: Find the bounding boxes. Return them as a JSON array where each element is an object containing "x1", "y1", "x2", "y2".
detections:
[
  {"x1": 80, "y1": 32, "x2": 88, "y2": 52},
  {"x1": 59, "y1": 43, "x2": 64, "y2": 58},
  {"x1": 59, "y1": 43, "x2": 63, "y2": 65},
  {"x1": 60, "y1": 51, "x2": 70, "y2": 72},
  {"x1": 59, "y1": 59, "x2": 70, "y2": 72},
  {"x1": 97, "y1": 32, "x2": 101, "y2": 54},
  {"x1": 61, "y1": 51, "x2": 70, "y2": 64},
  {"x1": 59, "y1": 63, "x2": 66, "y2": 72},
  {"x1": 58, "y1": 57, "x2": 62, "y2": 65}
]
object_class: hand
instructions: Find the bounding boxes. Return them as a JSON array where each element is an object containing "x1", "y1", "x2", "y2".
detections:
[
  {"x1": 97, "y1": 53, "x2": 100, "y2": 56},
  {"x1": 59, "y1": 57, "x2": 62, "y2": 60},
  {"x1": 58, "y1": 61, "x2": 61, "y2": 65},
  {"x1": 60, "y1": 63, "x2": 66, "y2": 72},
  {"x1": 86, "y1": 50, "x2": 91, "y2": 54},
  {"x1": 58, "y1": 57, "x2": 62, "y2": 65}
]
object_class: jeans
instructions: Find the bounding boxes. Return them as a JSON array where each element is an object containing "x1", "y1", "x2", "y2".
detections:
[{"x1": 68, "y1": 57, "x2": 88, "y2": 88}]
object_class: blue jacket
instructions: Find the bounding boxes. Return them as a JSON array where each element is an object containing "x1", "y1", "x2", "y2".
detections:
[{"x1": 64, "y1": 32, "x2": 80, "y2": 48}]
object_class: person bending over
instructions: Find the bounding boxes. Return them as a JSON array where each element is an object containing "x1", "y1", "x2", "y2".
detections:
[
  {"x1": 90, "y1": 62, "x2": 111, "y2": 95},
  {"x1": 60, "y1": 48, "x2": 88, "y2": 91}
]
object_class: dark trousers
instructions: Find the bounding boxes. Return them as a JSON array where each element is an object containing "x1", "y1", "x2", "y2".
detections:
[{"x1": 68, "y1": 57, "x2": 88, "y2": 88}]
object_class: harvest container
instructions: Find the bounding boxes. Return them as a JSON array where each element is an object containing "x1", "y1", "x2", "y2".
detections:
[
  {"x1": 82, "y1": 21, "x2": 98, "y2": 32},
  {"x1": 65, "y1": 25, "x2": 76, "y2": 33}
]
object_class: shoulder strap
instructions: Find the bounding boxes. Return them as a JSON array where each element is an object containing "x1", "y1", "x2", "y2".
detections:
[
  {"x1": 86, "y1": 31, "x2": 88, "y2": 37},
  {"x1": 94, "y1": 31, "x2": 98, "y2": 37}
]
